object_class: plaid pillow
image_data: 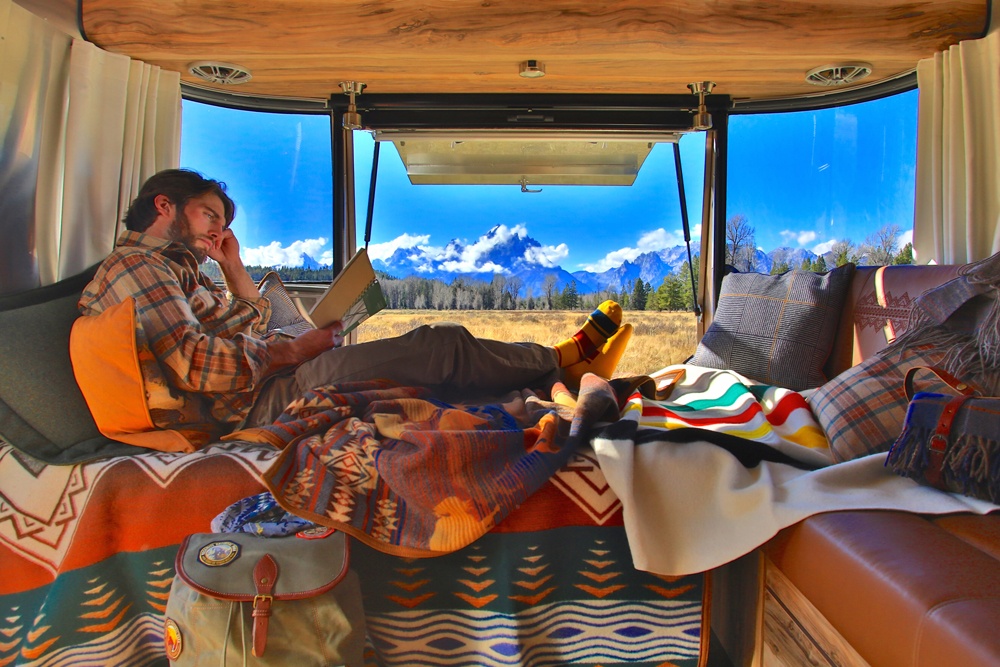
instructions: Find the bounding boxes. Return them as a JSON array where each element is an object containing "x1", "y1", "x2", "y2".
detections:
[
  {"x1": 690, "y1": 264, "x2": 854, "y2": 390},
  {"x1": 807, "y1": 346, "x2": 956, "y2": 462}
]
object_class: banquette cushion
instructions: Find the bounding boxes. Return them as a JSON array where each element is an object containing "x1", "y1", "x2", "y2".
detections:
[{"x1": 0, "y1": 266, "x2": 144, "y2": 464}]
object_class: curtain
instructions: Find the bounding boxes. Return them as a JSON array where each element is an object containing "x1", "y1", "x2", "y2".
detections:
[
  {"x1": 914, "y1": 29, "x2": 1000, "y2": 265},
  {"x1": 0, "y1": 0, "x2": 180, "y2": 294}
]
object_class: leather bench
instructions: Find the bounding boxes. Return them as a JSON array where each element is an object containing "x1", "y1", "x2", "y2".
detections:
[{"x1": 762, "y1": 263, "x2": 1000, "y2": 667}]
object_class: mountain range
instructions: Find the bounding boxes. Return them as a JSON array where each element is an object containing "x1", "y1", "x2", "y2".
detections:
[
  {"x1": 292, "y1": 226, "x2": 830, "y2": 297},
  {"x1": 368, "y1": 226, "x2": 835, "y2": 296}
]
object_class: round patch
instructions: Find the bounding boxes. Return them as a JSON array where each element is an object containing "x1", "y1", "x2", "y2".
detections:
[
  {"x1": 164, "y1": 618, "x2": 183, "y2": 659},
  {"x1": 198, "y1": 540, "x2": 240, "y2": 567},
  {"x1": 296, "y1": 525, "x2": 336, "y2": 540}
]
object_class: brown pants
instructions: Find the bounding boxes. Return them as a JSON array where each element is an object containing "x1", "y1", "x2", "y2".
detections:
[{"x1": 247, "y1": 322, "x2": 560, "y2": 427}]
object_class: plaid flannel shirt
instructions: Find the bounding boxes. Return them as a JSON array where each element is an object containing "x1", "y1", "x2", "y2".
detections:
[{"x1": 79, "y1": 231, "x2": 273, "y2": 441}]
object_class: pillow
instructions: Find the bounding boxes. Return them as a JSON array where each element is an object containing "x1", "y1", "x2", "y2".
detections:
[
  {"x1": 808, "y1": 346, "x2": 962, "y2": 462},
  {"x1": 690, "y1": 264, "x2": 855, "y2": 390},
  {"x1": 0, "y1": 266, "x2": 145, "y2": 464},
  {"x1": 69, "y1": 298, "x2": 194, "y2": 453},
  {"x1": 258, "y1": 271, "x2": 315, "y2": 337}
]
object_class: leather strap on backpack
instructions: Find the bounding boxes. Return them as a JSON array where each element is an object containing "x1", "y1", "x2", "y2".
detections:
[
  {"x1": 903, "y1": 366, "x2": 981, "y2": 401},
  {"x1": 251, "y1": 554, "x2": 278, "y2": 658}
]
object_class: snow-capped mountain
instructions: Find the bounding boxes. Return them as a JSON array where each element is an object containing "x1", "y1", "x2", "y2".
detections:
[
  {"x1": 299, "y1": 253, "x2": 323, "y2": 270},
  {"x1": 372, "y1": 225, "x2": 831, "y2": 297},
  {"x1": 372, "y1": 225, "x2": 705, "y2": 296}
]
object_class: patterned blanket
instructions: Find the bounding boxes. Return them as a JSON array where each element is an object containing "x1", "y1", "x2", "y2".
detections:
[
  {"x1": 594, "y1": 365, "x2": 998, "y2": 576},
  {"x1": 0, "y1": 373, "x2": 710, "y2": 667},
  {"x1": 233, "y1": 378, "x2": 623, "y2": 557}
]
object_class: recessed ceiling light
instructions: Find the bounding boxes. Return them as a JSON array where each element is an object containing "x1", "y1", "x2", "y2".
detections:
[
  {"x1": 187, "y1": 61, "x2": 252, "y2": 85},
  {"x1": 519, "y1": 60, "x2": 546, "y2": 78},
  {"x1": 805, "y1": 63, "x2": 873, "y2": 86}
]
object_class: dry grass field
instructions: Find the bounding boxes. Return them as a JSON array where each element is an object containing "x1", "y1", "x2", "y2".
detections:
[{"x1": 356, "y1": 309, "x2": 699, "y2": 378}]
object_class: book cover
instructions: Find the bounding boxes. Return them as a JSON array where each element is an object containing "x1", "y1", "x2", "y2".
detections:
[{"x1": 305, "y1": 248, "x2": 386, "y2": 334}]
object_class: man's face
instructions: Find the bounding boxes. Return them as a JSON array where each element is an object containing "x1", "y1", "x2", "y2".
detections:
[{"x1": 167, "y1": 192, "x2": 226, "y2": 262}]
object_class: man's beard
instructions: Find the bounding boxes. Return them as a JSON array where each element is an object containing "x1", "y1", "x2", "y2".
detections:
[{"x1": 167, "y1": 210, "x2": 208, "y2": 263}]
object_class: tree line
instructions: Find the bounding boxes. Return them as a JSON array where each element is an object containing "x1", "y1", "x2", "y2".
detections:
[{"x1": 726, "y1": 214, "x2": 913, "y2": 273}]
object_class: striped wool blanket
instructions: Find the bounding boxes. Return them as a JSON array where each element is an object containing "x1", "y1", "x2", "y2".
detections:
[
  {"x1": 594, "y1": 365, "x2": 998, "y2": 576},
  {"x1": 228, "y1": 377, "x2": 622, "y2": 557}
]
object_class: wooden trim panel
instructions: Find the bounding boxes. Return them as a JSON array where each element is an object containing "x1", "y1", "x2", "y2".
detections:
[
  {"x1": 763, "y1": 557, "x2": 871, "y2": 667},
  {"x1": 81, "y1": 0, "x2": 989, "y2": 100}
]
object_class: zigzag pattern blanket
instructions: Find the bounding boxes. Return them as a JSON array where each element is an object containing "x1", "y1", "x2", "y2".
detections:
[{"x1": 231, "y1": 378, "x2": 623, "y2": 557}]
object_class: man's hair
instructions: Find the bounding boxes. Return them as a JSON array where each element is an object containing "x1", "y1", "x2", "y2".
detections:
[{"x1": 123, "y1": 169, "x2": 236, "y2": 232}]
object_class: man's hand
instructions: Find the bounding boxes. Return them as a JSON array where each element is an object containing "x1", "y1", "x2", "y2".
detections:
[
  {"x1": 209, "y1": 229, "x2": 260, "y2": 299},
  {"x1": 208, "y1": 228, "x2": 242, "y2": 268},
  {"x1": 264, "y1": 321, "x2": 344, "y2": 377}
]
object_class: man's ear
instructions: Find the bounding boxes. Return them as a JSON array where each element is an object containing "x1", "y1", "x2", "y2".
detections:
[{"x1": 153, "y1": 194, "x2": 175, "y2": 218}]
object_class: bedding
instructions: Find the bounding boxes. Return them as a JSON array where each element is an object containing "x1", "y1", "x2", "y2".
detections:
[
  {"x1": 594, "y1": 364, "x2": 999, "y2": 576},
  {"x1": 0, "y1": 376, "x2": 709, "y2": 667}
]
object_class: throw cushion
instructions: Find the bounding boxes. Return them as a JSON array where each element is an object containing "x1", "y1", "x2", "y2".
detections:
[
  {"x1": 0, "y1": 266, "x2": 145, "y2": 464},
  {"x1": 69, "y1": 298, "x2": 194, "y2": 453},
  {"x1": 808, "y1": 346, "x2": 962, "y2": 462},
  {"x1": 690, "y1": 264, "x2": 855, "y2": 390}
]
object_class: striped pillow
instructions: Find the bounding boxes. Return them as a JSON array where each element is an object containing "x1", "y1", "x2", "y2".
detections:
[{"x1": 807, "y1": 346, "x2": 955, "y2": 462}]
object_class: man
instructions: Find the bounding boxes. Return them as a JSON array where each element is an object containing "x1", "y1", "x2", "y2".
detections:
[{"x1": 79, "y1": 169, "x2": 631, "y2": 446}]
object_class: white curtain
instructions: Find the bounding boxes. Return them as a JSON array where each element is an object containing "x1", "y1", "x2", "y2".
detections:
[
  {"x1": 0, "y1": 0, "x2": 180, "y2": 289},
  {"x1": 914, "y1": 29, "x2": 1000, "y2": 265}
]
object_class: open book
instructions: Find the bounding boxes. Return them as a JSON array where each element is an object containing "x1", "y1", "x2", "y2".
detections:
[{"x1": 304, "y1": 248, "x2": 386, "y2": 334}]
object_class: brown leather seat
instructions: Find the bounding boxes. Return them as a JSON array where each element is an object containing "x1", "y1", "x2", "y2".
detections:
[
  {"x1": 766, "y1": 511, "x2": 1000, "y2": 667},
  {"x1": 767, "y1": 264, "x2": 999, "y2": 667}
]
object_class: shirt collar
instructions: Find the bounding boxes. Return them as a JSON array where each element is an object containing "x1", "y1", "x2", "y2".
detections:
[{"x1": 116, "y1": 230, "x2": 201, "y2": 267}]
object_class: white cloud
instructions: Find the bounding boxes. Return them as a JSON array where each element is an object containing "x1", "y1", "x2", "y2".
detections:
[
  {"x1": 579, "y1": 225, "x2": 701, "y2": 272},
  {"x1": 898, "y1": 228, "x2": 913, "y2": 246},
  {"x1": 241, "y1": 237, "x2": 329, "y2": 267},
  {"x1": 437, "y1": 224, "x2": 555, "y2": 274},
  {"x1": 812, "y1": 239, "x2": 838, "y2": 255},
  {"x1": 366, "y1": 233, "x2": 431, "y2": 261},
  {"x1": 524, "y1": 243, "x2": 569, "y2": 267},
  {"x1": 780, "y1": 229, "x2": 817, "y2": 246}
]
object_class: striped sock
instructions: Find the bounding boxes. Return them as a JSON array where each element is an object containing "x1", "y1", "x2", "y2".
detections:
[
  {"x1": 553, "y1": 300, "x2": 622, "y2": 367},
  {"x1": 564, "y1": 323, "x2": 633, "y2": 388}
]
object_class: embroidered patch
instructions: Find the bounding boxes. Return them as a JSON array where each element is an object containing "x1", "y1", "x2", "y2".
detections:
[
  {"x1": 164, "y1": 618, "x2": 183, "y2": 659},
  {"x1": 296, "y1": 525, "x2": 336, "y2": 539},
  {"x1": 198, "y1": 540, "x2": 240, "y2": 566}
]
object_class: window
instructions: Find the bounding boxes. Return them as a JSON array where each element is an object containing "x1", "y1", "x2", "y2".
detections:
[
  {"x1": 352, "y1": 131, "x2": 707, "y2": 313},
  {"x1": 727, "y1": 90, "x2": 918, "y2": 273},
  {"x1": 180, "y1": 100, "x2": 334, "y2": 281}
]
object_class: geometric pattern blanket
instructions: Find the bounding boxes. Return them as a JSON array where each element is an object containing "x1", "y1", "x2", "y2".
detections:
[
  {"x1": 232, "y1": 377, "x2": 624, "y2": 557},
  {"x1": 0, "y1": 414, "x2": 710, "y2": 667}
]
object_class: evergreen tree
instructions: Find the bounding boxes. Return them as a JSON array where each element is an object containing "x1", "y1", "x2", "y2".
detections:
[
  {"x1": 812, "y1": 255, "x2": 827, "y2": 272},
  {"x1": 770, "y1": 260, "x2": 791, "y2": 275},
  {"x1": 800, "y1": 258, "x2": 811, "y2": 270},
  {"x1": 630, "y1": 278, "x2": 647, "y2": 311},
  {"x1": 893, "y1": 242, "x2": 914, "y2": 265},
  {"x1": 561, "y1": 281, "x2": 579, "y2": 310}
]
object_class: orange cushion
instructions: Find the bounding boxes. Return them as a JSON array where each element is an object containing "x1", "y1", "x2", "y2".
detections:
[{"x1": 69, "y1": 297, "x2": 193, "y2": 453}]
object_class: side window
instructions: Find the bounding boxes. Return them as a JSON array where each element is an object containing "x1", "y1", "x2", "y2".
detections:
[
  {"x1": 179, "y1": 100, "x2": 334, "y2": 281},
  {"x1": 727, "y1": 90, "x2": 918, "y2": 273}
]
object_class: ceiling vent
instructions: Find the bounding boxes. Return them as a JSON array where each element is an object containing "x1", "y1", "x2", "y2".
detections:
[
  {"x1": 805, "y1": 63, "x2": 873, "y2": 86},
  {"x1": 187, "y1": 61, "x2": 253, "y2": 85}
]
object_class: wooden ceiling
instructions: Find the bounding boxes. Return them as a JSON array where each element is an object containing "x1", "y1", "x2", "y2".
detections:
[{"x1": 80, "y1": 0, "x2": 990, "y2": 101}]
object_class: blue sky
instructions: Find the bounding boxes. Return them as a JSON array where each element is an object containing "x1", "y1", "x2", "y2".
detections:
[{"x1": 180, "y1": 89, "x2": 918, "y2": 272}]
